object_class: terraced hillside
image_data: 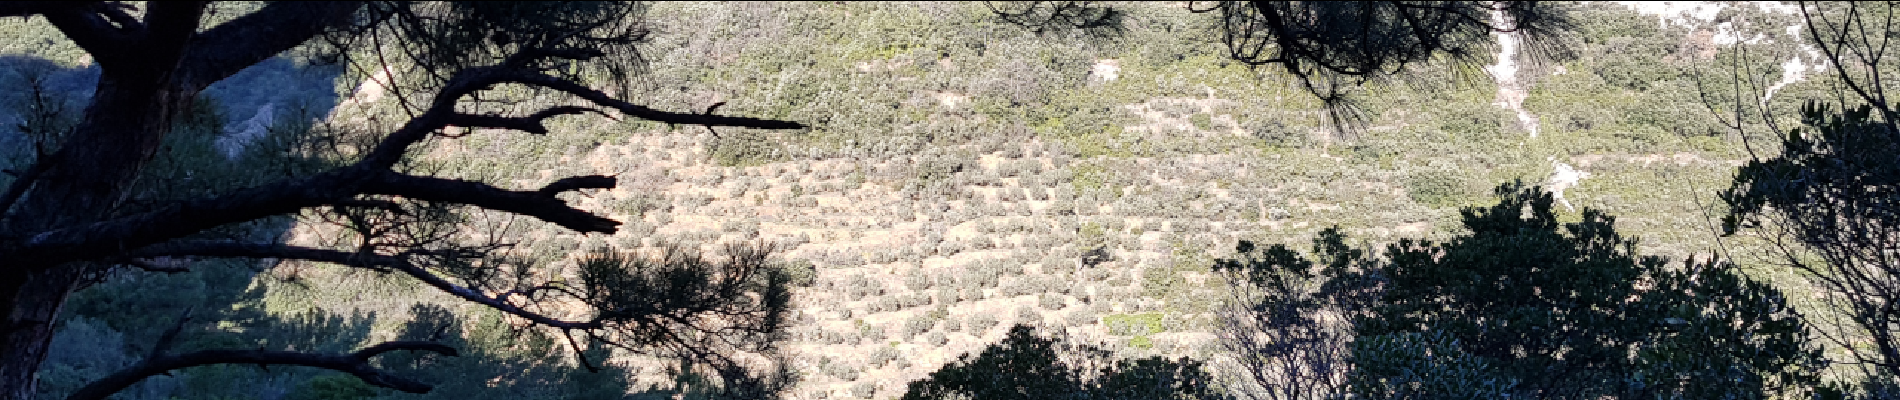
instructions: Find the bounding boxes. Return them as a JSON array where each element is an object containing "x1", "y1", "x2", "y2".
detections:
[{"x1": 8, "y1": 2, "x2": 1840, "y2": 399}]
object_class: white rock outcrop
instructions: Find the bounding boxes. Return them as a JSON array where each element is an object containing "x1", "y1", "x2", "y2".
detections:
[
  {"x1": 1487, "y1": 8, "x2": 1540, "y2": 137},
  {"x1": 1088, "y1": 59, "x2": 1120, "y2": 83},
  {"x1": 1546, "y1": 157, "x2": 1591, "y2": 212}
]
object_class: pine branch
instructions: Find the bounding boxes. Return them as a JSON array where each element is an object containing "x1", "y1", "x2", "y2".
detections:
[
  {"x1": 127, "y1": 242, "x2": 607, "y2": 330},
  {"x1": 176, "y1": 1, "x2": 365, "y2": 90},
  {"x1": 5, "y1": 45, "x2": 799, "y2": 276},
  {"x1": 66, "y1": 341, "x2": 456, "y2": 400},
  {"x1": 360, "y1": 171, "x2": 619, "y2": 234}
]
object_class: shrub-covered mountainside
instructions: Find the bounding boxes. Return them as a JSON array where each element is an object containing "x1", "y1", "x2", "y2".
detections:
[{"x1": 6, "y1": 2, "x2": 1841, "y2": 399}]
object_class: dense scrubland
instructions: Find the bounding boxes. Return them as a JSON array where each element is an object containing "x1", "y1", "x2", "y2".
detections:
[{"x1": 6, "y1": 1, "x2": 1887, "y2": 399}]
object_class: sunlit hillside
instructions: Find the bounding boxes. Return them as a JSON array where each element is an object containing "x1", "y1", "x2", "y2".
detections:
[{"x1": 6, "y1": 2, "x2": 1846, "y2": 399}]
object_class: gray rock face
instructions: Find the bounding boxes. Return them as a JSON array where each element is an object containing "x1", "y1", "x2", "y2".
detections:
[{"x1": 219, "y1": 102, "x2": 273, "y2": 159}]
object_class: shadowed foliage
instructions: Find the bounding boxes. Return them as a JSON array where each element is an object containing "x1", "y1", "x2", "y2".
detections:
[
  {"x1": 1218, "y1": 184, "x2": 1825, "y2": 399},
  {"x1": 901, "y1": 324, "x2": 1221, "y2": 400}
]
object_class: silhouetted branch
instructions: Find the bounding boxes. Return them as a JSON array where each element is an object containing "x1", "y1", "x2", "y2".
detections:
[
  {"x1": 6, "y1": 39, "x2": 800, "y2": 279},
  {"x1": 36, "y1": 3, "x2": 134, "y2": 61},
  {"x1": 538, "y1": 175, "x2": 616, "y2": 196},
  {"x1": 177, "y1": 2, "x2": 365, "y2": 90},
  {"x1": 129, "y1": 242, "x2": 402, "y2": 269},
  {"x1": 66, "y1": 341, "x2": 456, "y2": 400},
  {"x1": 444, "y1": 106, "x2": 604, "y2": 135},
  {"x1": 12, "y1": 166, "x2": 363, "y2": 266},
  {"x1": 356, "y1": 58, "x2": 805, "y2": 169},
  {"x1": 361, "y1": 171, "x2": 619, "y2": 234},
  {"x1": 0, "y1": 1, "x2": 69, "y2": 18},
  {"x1": 128, "y1": 242, "x2": 607, "y2": 330},
  {"x1": 331, "y1": 198, "x2": 408, "y2": 214},
  {"x1": 119, "y1": 258, "x2": 189, "y2": 274},
  {"x1": 146, "y1": 306, "x2": 193, "y2": 360},
  {"x1": 487, "y1": 69, "x2": 807, "y2": 130}
]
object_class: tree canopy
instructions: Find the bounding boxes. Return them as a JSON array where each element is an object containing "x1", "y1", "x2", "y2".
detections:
[
  {"x1": 1714, "y1": 1, "x2": 1900, "y2": 391},
  {"x1": 1219, "y1": 185, "x2": 1825, "y2": 399},
  {"x1": 900, "y1": 324, "x2": 1219, "y2": 400},
  {"x1": 992, "y1": 1, "x2": 1572, "y2": 126},
  {"x1": 0, "y1": 2, "x2": 803, "y2": 399}
]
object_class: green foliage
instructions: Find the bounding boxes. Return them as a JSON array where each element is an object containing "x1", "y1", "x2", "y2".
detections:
[
  {"x1": 1103, "y1": 313, "x2": 1163, "y2": 337},
  {"x1": 912, "y1": 148, "x2": 975, "y2": 186},
  {"x1": 709, "y1": 129, "x2": 787, "y2": 167},
  {"x1": 570, "y1": 245, "x2": 793, "y2": 378},
  {"x1": 288, "y1": 374, "x2": 379, "y2": 400},
  {"x1": 1218, "y1": 183, "x2": 1827, "y2": 399},
  {"x1": 900, "y1": 325, "x2": 1220, "y2": 400},
  {"x1": 1721, "y1": 101, "x2": 1900, "y2": 382},
  {"x1": 1431, "y1": 101, "x2": 1510, "y2": 140},
  {"x1": 1062, "y1": 125, "x2": 1140, "y2": 159},
  {"x1": 1401, "y1": 168, "x2": 1470, "y2": 208},
  {"x1": 37, "y1": 317, "x2": 137, "y2": 400},
  {"x1": 1346, "y1": 330, "x2": 1521, "y2": 399},
  {"x1": 1189, "y1": 113, "x2": 1215, "y2": 131},
  {"x1": 779, "y1": 260, "x2": 818, "y2": 288},
  {"x1": 1722, "y1": 102, "x2": 1899, "y2": 235},
  {"x1": 1350, "y1": 183, "x2": 1824, "y2": 399},
  {"x1": 1214, "y1": 227, "x2": 1377, "y2": 400}
]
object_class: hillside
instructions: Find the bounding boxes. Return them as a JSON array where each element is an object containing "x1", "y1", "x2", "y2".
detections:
[{"x1": 6, "y1": 2, "x2": 1842, "y2": 399}]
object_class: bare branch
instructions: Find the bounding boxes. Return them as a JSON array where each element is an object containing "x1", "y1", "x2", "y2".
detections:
[
  {"x1": 146, "y1": 307, "x2": 193, "y2": 360},
  {"x1": 361, "y1": 172, "x2": 619, "y2": 234},
  {"x1": 176, "y1": 2, "x2": 365, "y2": 90},
  {"x1": 1803, "y1": 2, "x2": 1900, "y2": 123},
  {"x1": 37, "y1": 3, "x2": 134, "y2": 61},
  {"x1": 560, "y1": 329, "x2": 602, "y2": 372},
  {"x1": 128, "y1": 242, "x2": 402, "y2": 269},
  {"x1": 66, "y1": 341, "x2": 456, "y2": 400},
  {"x1": 332, "y1": 198, "x2": 408, "y2": 214},
  {"x1": 118, "y1": 258, "x2": 189, "y2": 274},
  {"x1": 10, "y1": 164, "x2": 615, "y2": 267},
  {"x1": 538, "y1": 175, "x2": 615, "y2": 196},
  {"x1": 445, "y1": 106, "x2": 604, "y2": 136},
  {"x1": 488, "y1": 70, "x2": 807, "y2": 130}
]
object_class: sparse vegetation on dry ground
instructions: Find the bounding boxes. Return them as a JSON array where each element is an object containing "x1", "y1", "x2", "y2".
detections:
[{"x1": 10, "y1": 1, "x2": 1889, "y2": 399}]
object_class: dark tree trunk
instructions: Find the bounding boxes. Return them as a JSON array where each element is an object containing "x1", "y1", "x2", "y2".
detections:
[
  {"x1": 0, "y1": 2, "x2": 788, "y2": 398},
  {"x1": 1, "y1": 266, "x2": 84, "y2": 400},
  {"x1": 0, "y1": 85, "x2": 194, "y2": 400},
  {"x1": 0, "y1": 4, "x2": 204, "y2": 396}
]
